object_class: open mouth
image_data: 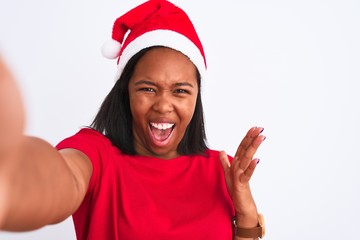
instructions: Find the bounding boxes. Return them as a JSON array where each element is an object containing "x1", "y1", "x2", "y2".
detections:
[{"x1": 149, "y1": 122, "x2": 175, "y2": 143}]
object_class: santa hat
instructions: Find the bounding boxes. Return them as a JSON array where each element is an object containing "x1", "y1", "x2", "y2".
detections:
[{"x1": 101, "y1": 0, "x2": 207, "y2": 81}]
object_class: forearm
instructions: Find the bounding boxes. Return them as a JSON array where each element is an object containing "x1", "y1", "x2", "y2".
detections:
[
  {"x1": 233, "y1": 214, "x2": 259, "y2": 240},
  {"x1": 0, "y1": 136, "x2": 80, "y2": 231},
  {"x1": 233, "y1": 187, "x2": 260, "y2": 240},
  {"x1": 233, "y1": 208, "x2": 259, "y2": 240}
]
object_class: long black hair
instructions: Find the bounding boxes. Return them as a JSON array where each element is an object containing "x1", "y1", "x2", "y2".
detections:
[{"x1": 91, "y1": 46, "x2": 208, "y2": 156}]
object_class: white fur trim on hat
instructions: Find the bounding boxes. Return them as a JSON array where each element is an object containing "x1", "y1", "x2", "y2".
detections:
[{"x1": 114, "y1": 29, "x2": 206, "y2": 81}]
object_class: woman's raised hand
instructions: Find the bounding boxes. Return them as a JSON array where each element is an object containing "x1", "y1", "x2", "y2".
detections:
[{"x1": 219, "y1": 126, "x2": 266, "y2": 226}]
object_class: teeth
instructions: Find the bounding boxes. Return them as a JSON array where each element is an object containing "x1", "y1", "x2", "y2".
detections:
[{"x1": 150, "y1": 122, "x2": 174, "y2": 130}]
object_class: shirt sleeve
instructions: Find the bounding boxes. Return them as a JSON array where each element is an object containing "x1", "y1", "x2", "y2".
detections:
[{"x1": 56, "y1": 128, "x2": 110, "y2": 194}]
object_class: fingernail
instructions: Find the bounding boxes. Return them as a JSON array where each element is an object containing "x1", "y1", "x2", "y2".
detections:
[
  {"x1": 262, "y1": 136, "x2": 266, "y2": 142},
  {"x1": 260, "y1": 127, "x2": 264, "y2": 134},
  {"x1": 256, "y1": 158, "x2": 260, "y2": 164}
]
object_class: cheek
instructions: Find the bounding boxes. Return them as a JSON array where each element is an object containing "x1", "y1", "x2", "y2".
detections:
[
  {"x1": 178, "y1": 97, "x2": 197, "y2": 123},
  {"x1": 129, "y1": 95, "x2": 148, "y2": 121}
]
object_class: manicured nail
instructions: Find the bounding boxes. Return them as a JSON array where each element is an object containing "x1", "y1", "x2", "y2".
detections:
[
  {"x1": 260, "y1": 127, "x2": 264, "y2": 134},
  {"x1": 254, "y1": 158, "x2": 260, "y2": 164},
  {"x1": 262, "y1": 136, "x2": 266, "y2": 142}
]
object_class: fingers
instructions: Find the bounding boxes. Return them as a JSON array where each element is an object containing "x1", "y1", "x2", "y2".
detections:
[
  {"x1": 240, "y1": 134, "x2": 265, "y2": 170},
  {"x1": 239, "y1": 158, "x2": 259, "y2": 183},
  {"x1": 231, "y1": 158, "x2": 259, "y2": 186},
  {"x1": 219, "y1": 151, "x2": 234, "y2": 197},
  {"x1": 235, "y1": 127, "x2": 263, "y2": 157},
  {"x1": 220, "y1": 127, "x2": 265, "y2": 192},
  {"x1": 219, "y1": 150, "x2": 231, "y2": 170},
  {"x1": 235, "y1": 127, "x2": 256, "y2": 157},
  {"x1": 236, "y1": 127, "x2": 265, "y2": 171}
]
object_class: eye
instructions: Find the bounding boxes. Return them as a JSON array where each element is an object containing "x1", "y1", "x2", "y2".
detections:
[
  {"x1": 174, "y1": 89, "x2": 190, "y2": 94},
  {"x1": 139, "y1": 87, "x2": 155, "y2": 92}
]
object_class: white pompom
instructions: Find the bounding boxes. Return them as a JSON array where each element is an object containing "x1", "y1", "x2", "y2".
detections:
[{"x1": 101, "y1": 39, "x2": 121, "y2": 59}]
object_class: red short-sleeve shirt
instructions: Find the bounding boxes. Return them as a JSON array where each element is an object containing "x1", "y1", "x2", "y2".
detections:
[{"x1": 57, "y1": 128, "x2": 234, "y2": 240}]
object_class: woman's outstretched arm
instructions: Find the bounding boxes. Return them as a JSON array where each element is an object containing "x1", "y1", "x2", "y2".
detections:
[{"x1": 0, "y1": 56, "x2": 92, "y2": 231}]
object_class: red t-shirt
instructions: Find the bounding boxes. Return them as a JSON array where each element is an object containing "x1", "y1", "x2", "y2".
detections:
[{"x1": 56, "y1": 128, "x2": 235, "y2": 240}]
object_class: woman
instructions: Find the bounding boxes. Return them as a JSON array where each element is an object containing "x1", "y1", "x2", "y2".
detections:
[{"x1": 0, "y1": 0, "x2": 265, "y2": 239}]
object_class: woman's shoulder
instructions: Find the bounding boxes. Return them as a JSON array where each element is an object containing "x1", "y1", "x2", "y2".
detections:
[
  {"x1": 58, "y1": 127, "x2": 108, "y2": 145},
  {"x1": 205, "y1": 149, "x2": 220, "y2": 157},
  {"x1": 204, "y1": 149, "x2": 234, "y2": 161},
  {"x1": 73, "y1": 127, "x2": 107, "y2": 140},
  {"x1": 56, "y1": 128, "x2": 121, "y2": 191},
  {"x1": 56, "y1": 127, "x2": 116, "y2": 155}
]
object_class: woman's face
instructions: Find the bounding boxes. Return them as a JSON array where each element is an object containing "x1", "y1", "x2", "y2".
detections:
[{"x1": 128, "y1": 47, "x2": 198, "y2": 159}]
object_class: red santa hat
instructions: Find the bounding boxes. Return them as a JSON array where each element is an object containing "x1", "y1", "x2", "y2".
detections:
[{"x1": 101, "y1": 0, "x2": 207, "y2": 81}]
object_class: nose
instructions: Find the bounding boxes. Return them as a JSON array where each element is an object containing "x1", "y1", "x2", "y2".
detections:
[{"x1": 153, "y1": 93, "x2": 174, "y2": 114}]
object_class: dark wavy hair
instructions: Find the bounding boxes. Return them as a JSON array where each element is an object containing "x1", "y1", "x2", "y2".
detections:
[{"x1": 91, "y1": 46, "x2": 208, "y2": 156}]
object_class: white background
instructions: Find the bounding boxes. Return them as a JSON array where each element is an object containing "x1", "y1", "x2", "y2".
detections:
[{"x1": 1, "y1": 0, "x2": 359, "y2": 239}]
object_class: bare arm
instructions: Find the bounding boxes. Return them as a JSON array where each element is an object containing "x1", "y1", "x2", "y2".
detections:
[
  {"x1": 0, "y1": 56, "x2": 92, "y2": 231},
  {"x1": 0, "y1": 138, "x2": 92, "y2": 231}
]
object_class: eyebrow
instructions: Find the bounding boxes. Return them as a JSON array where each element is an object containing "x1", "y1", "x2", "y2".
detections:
[
  {"x1": 134, "y1": 80, "x2": 194, "y2": 88},
  {"x1": 134, "y1": 80, "x2": 156, "y2": 86},
  {"x1": 174, "y1": 82, "x2": 194, "y2": 88}
]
